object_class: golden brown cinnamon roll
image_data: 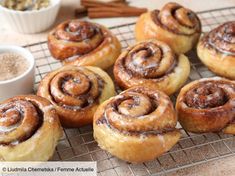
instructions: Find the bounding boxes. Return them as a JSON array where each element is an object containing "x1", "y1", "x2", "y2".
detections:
[
  {"x1": 113, "y1": 40, "x2": 190, "y2": 95},
  {"x1": 37, "y1": 66, "x2": 115, "y2": 128},
  {"x1": 135, "y1": 2, "x2": 201, "y2": 54},
  {"x1": 48, "y1": 20, "x2": 121, "y2": 69},
  {"x1": 176, "y1": 77, "x2": 235, "y2": 134},
  {"x1": 94, "y1": 86, "x2": 181, "y2": 163},
  {"x1": 0, "y1": 95, "x2": 62, "y2": 161},
  {"x1": 197, "y1": 21, "x2": 235, "y2": 79}
]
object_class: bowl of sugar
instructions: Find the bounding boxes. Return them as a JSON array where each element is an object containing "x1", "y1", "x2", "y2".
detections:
[{"x1": 0, "y1": 45, "x2": 35, "y2": 101}]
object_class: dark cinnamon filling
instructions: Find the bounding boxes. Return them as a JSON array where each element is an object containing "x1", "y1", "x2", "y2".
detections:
[
  {"x1": 112, "y1": 96, "x2": 157, "y2": 117},
  {"x1": 60, "y1": 75, "x2": 91, "y2": 97},
  {"x1": 202, "y1": 21, "x2": 235, "y2": 55},
  {"x1": 96, "y1": 90, "x2": 175, "y2": 136},
  {"x1": 0, "y1": 104, "x2": 23, "y2": 128},
  {"x1": 185, "y1": 83, "x2": 229, "y2": 109},
  {"x1": 50, "y1": 71, "x2": 104, "y2": 110},
  {"x1": 96, "y1": 115, "x2": 175, "y2": 137},
  {"x1": 122, "y1": 42, "x2": 177, "y2": 79},
  {"x1": 53, "y1": 20, "x2": 105, "y2": 57},
  {"x1": 55, "y1": 21, "x2": 103, "y2": 42},
  {"x1": 151, "y1": 5, "x2": 200, "y2": 36},
  {"x1": 0, "y1": 100, "x2": 43, "y2": 146}
]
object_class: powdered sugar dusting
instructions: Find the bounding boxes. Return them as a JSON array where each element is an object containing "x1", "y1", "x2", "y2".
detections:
[
  {"x1": 158, "y1": 135, "x2": 166, "y2": 149},
  {"x1": 198, "y1": 77, "x2": 224, "y2": 82},
  {"x1": 43, "y1": 105, "x2": 54, "y2": 113},
  {"x1": 110, "y1": 44, "x2": 115, "y2": 50},
  {"x1": 181, "y1": 102, "x2": 188, "y2": 109},
  {"x1": 220, "y1": 84, "x2": 235, "y2": 94},
  {"x1": 193, "y1": 94, "x2": 199, "y2": 99},
  {"x1": 48, "y1": 116, "x2": 55, "y2": 123},
  {"x1": 140, "y1": 134, "x2": 147, "y2": 142},
  {"x1": 107, "y1": 37, "x2": 112, "y2": 42},
  {"x1": 174, "y1": 65, "x2": 183, "y2": 74},
  {"x1": 10, "y1": 140, "x2": 19, "y2": 145},
  {"x1": 0, "y1": 122, "x2": 20, "y2": 132},
  {"x1": 43, "y1": 105, "x2": 56, "y2": 123},
  {"x1": 0, "y1": 117, "x2": 8, "y2": 123},
  {"x1": 114, "y1": 94, "x2": 124, "y2": 100},
  {"x1": 157, "y1": 98, "x2": 169, "y2": 115}
]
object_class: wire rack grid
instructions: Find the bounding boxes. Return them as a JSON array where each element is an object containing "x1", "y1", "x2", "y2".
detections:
[{"x1": 22, "y1": 6, "x2": 235, "y2": 176}]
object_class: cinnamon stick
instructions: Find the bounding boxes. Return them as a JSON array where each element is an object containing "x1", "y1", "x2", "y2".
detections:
[
  {"x1": 76, "y1": 0, "x2": 147, "y2": 19},
  {"x1": 88, "y1": 12, "x2": 142, "y2": 18},
  {"x1": 88, "y1": 7, "x2": 147, "y2": 14},
  {"x1": 88, "y1": 6, "x2": 147, "y2": 13},
  {"x1": 88, "y1": 7, "x2": 147, "y2": 18},
  {"x1": 81, "y1": 1, "x2": 128, "y2": 8},
  {"x1": 81, "y1": 0, "x2": 126, "y2": 3}
]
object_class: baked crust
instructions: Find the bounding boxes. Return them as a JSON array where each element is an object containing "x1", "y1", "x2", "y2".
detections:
[
  {"x1": 48, "y1": 20, "x2": 121, "y2": 69},
  {"x1": 197, "y1": 21, "x2": 235, "y2": 79},
  {"x1": 94, "y1": 86, "x2": 180, "y2": 163},
  {"x1": 0, "y1": 95, "x2": 62, "y2": 161},
  {"x1": 113, "y1": 40, "x2": 190, "y2": 95},
  {"x1": 135, "y1": 2, "x2": 201, "y2": 54},
  {"x1": 176, "y1": 77, "x2": 235, "y2": 134},
  {"x1": 37, "y1": 66, "x2": 116, "y2": 127}
]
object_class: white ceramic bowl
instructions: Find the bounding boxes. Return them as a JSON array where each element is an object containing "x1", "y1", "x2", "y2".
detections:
[
  {"x1": 0, "y1": 45, "x2": 35, "y2": 102},
  {"x1": 0, "y1": 0, "x2": 61, "y2": 34}
]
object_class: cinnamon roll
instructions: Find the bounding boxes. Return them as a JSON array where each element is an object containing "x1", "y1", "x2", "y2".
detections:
[
  {"x1": 197, "y1": 21, "x2": 235, "y2": 79},
  {"x1": 0, "y1": 95, "x2": 62, "y2": 161},
  {"x1": 135, "y1": 2, "x2": 201, "y2": 54},
  {"x1": 113, "y1": 40, "x2": 190, "y2": 95},
  {"x1": 37, "y1": 66, "x2": 115, "y2": 128},
  {"x1": 176, "y1": 77, "x2": 235, "y2": 134},
  {"x1": 94, "y1": 86, "x2": 181, "y2": 163},
  {"x1": 48, "y1": 20, "x2": 121, "y2": 69}
]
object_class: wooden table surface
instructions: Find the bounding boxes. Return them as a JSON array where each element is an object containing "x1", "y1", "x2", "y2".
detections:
[{"x1": 1, "y1": 0, "x2": 235, "y2": 175}]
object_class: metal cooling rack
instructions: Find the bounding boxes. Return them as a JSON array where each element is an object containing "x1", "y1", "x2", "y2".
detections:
[{"x1": 23, "y1": 6, "x2": 235, "y2": 176}]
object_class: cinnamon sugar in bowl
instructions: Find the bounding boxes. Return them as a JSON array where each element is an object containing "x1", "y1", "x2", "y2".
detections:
[
  {"x1": 0, "y1": 53, "x2": 29, "y2": 81},
  {"x1": 0, "y1": 46, "x2": 35, "y2": 101}
]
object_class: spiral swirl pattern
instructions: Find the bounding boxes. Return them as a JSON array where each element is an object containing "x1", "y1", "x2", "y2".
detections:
[
  {"x1": 185, "y1": 83, "x2": 229, "y2": 109},
  {"x1": 53, "y1": 20, "x2": 104, "y2": 56},
  {"x1": 152, "y1": 2, "x2": 201, "y2": 35},
  {"x1": 197, "y1": 22, "x2": 235, "y2": 79},
  {"x1": 0, "y1": 95, "x2": 61, "y2": 146},
  {"x1": 123, "y1": 41, "x2": 175, "y2": 78},
  {"x1": 202, "y1": 21, "x2": 235, "y2": 55},
  {"x1": 49, "y1": 68, "x2": 103, "y2": 111},
  {"x1": 0, "y1": 95, "x2": 62, "y2": 161},
  {"x1": 37, "y1": 66, "x2": 115, "y2": 127},
  {"x1": 135, "y1": 2, "x2": 201, "y2": 54},
  {"x1": 48, "y1": 20, "x2": 121, "y2": 69},
  {"x1": 96, "y1": 87, "x2": 177, "y2": 134},
  {"x1": 176, "y1": 77, "x2": 235, "y2": 133},
  {"x1": 0, "y1": 100, "x2": 41, "y2": 145},
  {"x1": 114, "y1": 40, "x2": 190, "y2": 95},
  {"x1": 94, "y1": 86, "x2": 181, "y2": 162}
]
